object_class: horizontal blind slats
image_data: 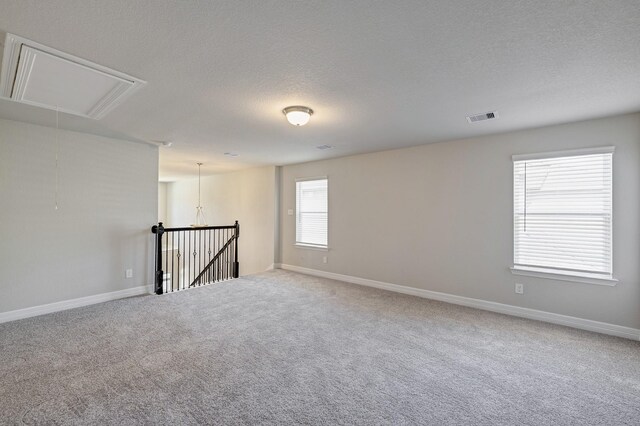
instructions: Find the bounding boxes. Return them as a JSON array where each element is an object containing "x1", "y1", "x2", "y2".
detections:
[
  {"x1": 296, "y1": 179, "x2": 328, "y2": 246},
  {"x1": 514, "y1": 151, "x2": 612, "y2": 276}
]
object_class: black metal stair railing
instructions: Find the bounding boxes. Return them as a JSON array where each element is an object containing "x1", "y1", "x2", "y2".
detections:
[{"x1": 151, "y1": 221, "x2": 239, "y2": 295}]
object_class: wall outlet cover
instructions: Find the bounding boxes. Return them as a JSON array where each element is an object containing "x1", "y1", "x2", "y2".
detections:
[
  {"x1": 125, "y1": 269, "x2": 133, "y2": 278},
  {"x1": 515, "y1": 283, "x2": 524, "y2": 294}
]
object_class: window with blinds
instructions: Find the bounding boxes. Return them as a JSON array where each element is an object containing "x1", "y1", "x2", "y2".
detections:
[
  {"x1": 513, "y1": 147, "x2": 614, "y2": 279},
  {"x1": 296, "y1": 178, "x2": 328, "y2": 248}
]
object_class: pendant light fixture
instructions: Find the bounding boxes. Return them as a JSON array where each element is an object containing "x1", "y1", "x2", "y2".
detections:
[{"x1": 192, "y1": 162, "x2": 208, "y2": 227}]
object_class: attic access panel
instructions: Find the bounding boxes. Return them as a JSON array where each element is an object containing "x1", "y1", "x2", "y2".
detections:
[{"x1": 0, "y1": 33, "x2": 145, "y2": 119}]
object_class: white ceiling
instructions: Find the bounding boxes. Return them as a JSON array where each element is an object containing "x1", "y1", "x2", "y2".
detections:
[{"x1": 0, "y1": 0, "x2": 639, "y2": 181}]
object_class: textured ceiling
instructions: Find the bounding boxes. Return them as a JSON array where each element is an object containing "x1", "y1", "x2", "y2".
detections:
[{"x1": 0, "y1": 0, "x2": 639, "y2": 181}]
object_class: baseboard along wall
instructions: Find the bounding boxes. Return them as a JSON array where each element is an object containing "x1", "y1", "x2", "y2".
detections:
[
  {"x1": 0, "y1": 285, "x2": 153, "y2": 324},
  {"x1": 276, "y1": 264, "x2": 640, "y2": 341},
  {"x1": 3, "y1": 266, "x2": 638, "y2": 342}
]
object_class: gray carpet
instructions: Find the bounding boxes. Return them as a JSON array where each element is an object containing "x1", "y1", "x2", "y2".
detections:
[{"x1": 1, "y1": 270, "x2": 639, "y2": 425}]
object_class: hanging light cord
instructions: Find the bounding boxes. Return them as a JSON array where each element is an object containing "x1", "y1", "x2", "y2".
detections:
[
  {"x1": 55, "y1": 105, "x2": 59, "y2": 211},
  {"x1": 198, "y1": 162, "x2": 202, "y2": 208},
  {"x1": 193, "y1": 162, "x2": 206, "y2": 226}
]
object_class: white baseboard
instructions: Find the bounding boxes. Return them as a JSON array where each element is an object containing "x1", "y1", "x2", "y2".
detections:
[
  {"x1": 277, "y1": 264, "x2": 640, "y2": 341},
  {"x1": 0, "y1": 285, "x2": 153, "y2": 324}
]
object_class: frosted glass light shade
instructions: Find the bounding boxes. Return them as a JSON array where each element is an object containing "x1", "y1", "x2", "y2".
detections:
[{"x1": 283, "y1": 106, "x2": 313, "y2": 126}]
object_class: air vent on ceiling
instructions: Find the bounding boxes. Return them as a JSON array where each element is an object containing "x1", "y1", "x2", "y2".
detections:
[
  {"x1": 316, "y1": 144, "x2": 333, "y2": 150},
  {"x1": 466, "y1": 111, "x2": 499, "y2": 123},
  {"x1": 0, "y1": 33, "x2": 145, "y2": 119}
]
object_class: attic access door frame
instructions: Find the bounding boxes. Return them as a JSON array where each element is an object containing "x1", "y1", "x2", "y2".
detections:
[{"x1": 0, "y1": 33, "x2": 145, "y2": 119}]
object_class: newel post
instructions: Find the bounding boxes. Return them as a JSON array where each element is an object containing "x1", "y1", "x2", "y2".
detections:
[
  {"x1": 151, "y1": 222, "x2": 165, "y2": 295},
  {"x1": 233, "y1": 220, "x2": 240, "y2": 278}
]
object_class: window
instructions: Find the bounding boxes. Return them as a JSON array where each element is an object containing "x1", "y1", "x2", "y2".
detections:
[
  {"x1": 296, "y1": 178, "x2": 328, "y2": 248},
  {"x1": 512, "y1": 147, "x2": 614, "y2": 282}
]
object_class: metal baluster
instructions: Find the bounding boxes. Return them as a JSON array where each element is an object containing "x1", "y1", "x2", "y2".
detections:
[
  {"x1": 171, "y1": 232, "x2": 175, "y2": 293},
  {"x1": 209, "y1": 229, "x2": 213, "y2": 283},
  {"x1": 164, "y1": 233, "x2": 168, "y2": 293},
  {"x1": 195, "y1": 229, "x2": 199, "y2": 287},
  {"x1": 193, "y1": 230, "x2": 198, "y2": 286},
  {"x1": 225, "y1": 228, "x2": 229, "y2": 280},
  {"x1": 181, "y1": 231, "x2": 185, "y2": 291},
  {"x1": 233, "y1": 221, "x2": 239, "y2": 278},
  {"x1": 222, "y1": 228, "x2": 226, "y2": 281},
  {"x1": 216, "y1": 229, "x2": 220, "y2": 282},
  {"x1": 201, "y1": 229, "x2": 204, "y2": 285}
]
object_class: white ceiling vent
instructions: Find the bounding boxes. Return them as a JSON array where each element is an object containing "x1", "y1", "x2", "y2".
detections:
[
  {"x1": 466, "y1": 111, "x2": 499, "y2": 123},
  {"x1": 0, "y1": 33, "x2": 145, "y2": 119}
]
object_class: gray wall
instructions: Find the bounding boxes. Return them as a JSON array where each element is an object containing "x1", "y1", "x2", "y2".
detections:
[
  {"x1": 167, "y1": 166, "x2": 276, "y2": 276},
  {"x1": 158, "y1": 182, "x2": 168, "y2": 224},
  {"x1": 280, "y1": 113, "x2": 640, "y2": 329},
  {"x1": 0, "y1": 119, "x2": 158, "y2": 313}
]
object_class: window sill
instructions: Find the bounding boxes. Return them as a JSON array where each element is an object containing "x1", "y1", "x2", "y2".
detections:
[
  {"x1": 510, "y1": 266, "x2": 618, "y2": 286},
  {"x1": 295, "y1": 243, "x2": 329, "y2": 251}
]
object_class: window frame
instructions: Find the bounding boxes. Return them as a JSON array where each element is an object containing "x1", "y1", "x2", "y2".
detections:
[
  {"x1": 510, "y1": 146, "x2": 618, "y2": 286},
  {"x1": 295, "y1": 176, "x2": 329, "y2": 250}
]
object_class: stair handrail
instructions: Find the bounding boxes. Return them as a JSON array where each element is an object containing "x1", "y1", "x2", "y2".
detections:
[{"x1": 151, "y1": 221, "x2": 239, "y2": 294}]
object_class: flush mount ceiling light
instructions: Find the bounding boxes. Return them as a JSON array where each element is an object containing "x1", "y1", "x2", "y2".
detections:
[{"x1": 282, "y1": 106, "x2": 313, "y2": 126}]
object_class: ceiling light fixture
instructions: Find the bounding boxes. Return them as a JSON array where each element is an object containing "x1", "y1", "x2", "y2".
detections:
[{"x1": 283, "y1": 106, "x2": 313, "y2": 126}]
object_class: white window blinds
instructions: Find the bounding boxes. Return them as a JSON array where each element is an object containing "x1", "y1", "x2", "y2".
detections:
[
  {"x1": 296, "y1": 178, "x2": 328, "y2": 247},
  {"x1": 513, "y1": 147, "x2": 614, "y2": 278}
]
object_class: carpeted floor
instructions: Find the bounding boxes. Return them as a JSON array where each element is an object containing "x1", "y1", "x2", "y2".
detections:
[{"x1": 1, "y1": 270, "x2": 639, "y2": 425}]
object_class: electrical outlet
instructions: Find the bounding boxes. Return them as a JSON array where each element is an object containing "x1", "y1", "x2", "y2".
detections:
[
  {"x1": 287, "y1": 209, "x2": 294, "y2": 216},
  {"x1": 125, "y1": 269, "x2": 133, "y2": 278},
  {"x1": 515, "y1": 283, "x2": 524, "y2": 294},
  {"x1": 322, "y1": 256, "x2": 327, "y2": 264}
]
